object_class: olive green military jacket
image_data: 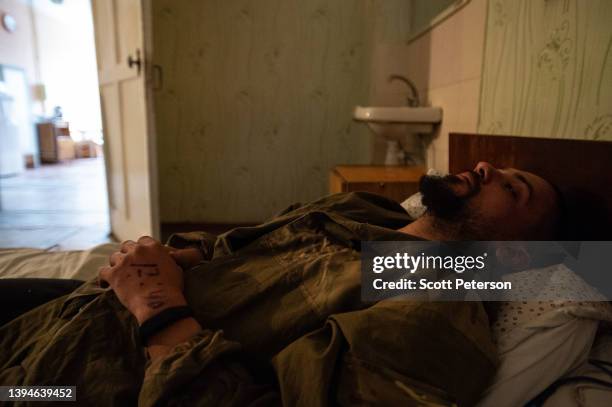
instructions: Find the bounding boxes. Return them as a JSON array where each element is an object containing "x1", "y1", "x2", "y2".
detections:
[{"x1": 0, "y1": 192, "x2": 497, "y2": 406}]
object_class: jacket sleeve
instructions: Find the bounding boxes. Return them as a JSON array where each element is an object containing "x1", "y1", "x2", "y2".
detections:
[
  {"x1": 138, "y1": 329, "x2": 279, "y2": 407},
  {"x1": 166, "y1": 231, "x2": 218, "y2": 261}
]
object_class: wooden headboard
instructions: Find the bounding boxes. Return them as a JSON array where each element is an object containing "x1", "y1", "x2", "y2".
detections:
[{"x1": 449, "y1": 133, "x2": 612, "y2": 239}]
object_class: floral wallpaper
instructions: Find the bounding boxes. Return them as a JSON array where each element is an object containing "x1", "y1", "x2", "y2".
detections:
[{"x1": 478, "y1": 0, "x2": 612, "y2": 140}]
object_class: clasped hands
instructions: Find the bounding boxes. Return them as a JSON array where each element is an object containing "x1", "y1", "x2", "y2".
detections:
[{"x1": 98, "y1": 236, "x2": 203, "y2": 325}]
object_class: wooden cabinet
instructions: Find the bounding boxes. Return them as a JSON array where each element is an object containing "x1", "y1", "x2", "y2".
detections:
[
  {"x1": 329, "y1": 165, "x2": 425, "y2": 203},
  {"x1": 37, "y1": 122, "x2": 73, "y2": 163},
  {"x1": 37, "y1": 122, "x2": 59, "y2": 164}
]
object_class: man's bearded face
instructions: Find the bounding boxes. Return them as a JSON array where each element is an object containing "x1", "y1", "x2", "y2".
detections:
[{"x1": 417, "y1": 162, "x2": 560, "y2": 240}]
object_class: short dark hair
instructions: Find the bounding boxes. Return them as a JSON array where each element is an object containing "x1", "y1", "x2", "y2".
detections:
[
  {"x1": 552, "y1": 185, "x2": 608, "y2": 240},
  {"x1": 550, "y1": 182, "x2": 568, "y2": 240}
]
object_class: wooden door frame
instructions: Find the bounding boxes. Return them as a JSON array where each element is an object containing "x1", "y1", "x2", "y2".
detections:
[
  {"x1": 142, "y1": 0, "x2": 160, "y2": 240},
  {"x1": 94, "y1": 0, "x2": 160, "y2": 241}
]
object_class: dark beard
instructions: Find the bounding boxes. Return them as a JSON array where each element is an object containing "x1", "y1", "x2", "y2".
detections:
[
  {"x1": 418, "y1": 172, "x2": 497, "y2": 240},
  {"x1": 419, "y1": 173, "x2": 479, "y2": 221}
]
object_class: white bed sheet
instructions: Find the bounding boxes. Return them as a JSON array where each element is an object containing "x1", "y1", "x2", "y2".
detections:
[
  {"x1": 0, "y1": 243, "x2": 120, "y2": 280},
  {"x1": 542, "y1": 331, "x2": 612, "y2": 407}
]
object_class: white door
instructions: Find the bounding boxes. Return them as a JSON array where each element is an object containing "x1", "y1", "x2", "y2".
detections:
[{"x1": 91, "y1": 0, "x2": 158, "y2": 241}]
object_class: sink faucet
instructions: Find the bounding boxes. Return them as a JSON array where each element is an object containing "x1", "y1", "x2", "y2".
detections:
[{"x1": 388, "y1": 74, "x2": 420, "y2": 107}]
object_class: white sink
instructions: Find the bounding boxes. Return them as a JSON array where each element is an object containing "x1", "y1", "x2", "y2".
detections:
[
  {"x1": 353, "y1": 105, "x2": 443, "y2": 165},
  {"x1": 353, "y1": 106, "x2": 442, "y2": 133},
  {"x1": 354, "y1": 106, "x2": 442, "y2": 123}
]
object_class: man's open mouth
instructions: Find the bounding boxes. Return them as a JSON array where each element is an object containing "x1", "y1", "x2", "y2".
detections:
[
  {"x1": 458, "y1": 172, "x2": 473, "y2": 188},
  {"x1": 456, "y1": 171, "x2": 481, "y2": 193}
]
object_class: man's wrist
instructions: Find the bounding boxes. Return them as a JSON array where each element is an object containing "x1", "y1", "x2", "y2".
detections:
[
  {"x1": 133, "y1": 293, "x2": 188, "y2": 325},
  {"x1": 145, "y1": 317, "x2": 202, "y2": 360},
  {"x1": 147, "y1": 317, "x2": 202, "y2": 346}
]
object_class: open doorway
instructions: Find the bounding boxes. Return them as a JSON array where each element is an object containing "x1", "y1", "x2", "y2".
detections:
[{"x1": 0, "y1": 0, "x2": 110, "y2": 250}]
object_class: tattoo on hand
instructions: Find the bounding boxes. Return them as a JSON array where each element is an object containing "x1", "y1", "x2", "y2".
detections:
[
  {"x1": 145, "y1": 289, "x2": 167, "y2": 309},
  {"x1": 126, "y1": 263, "x2": 168, "y2": 309},
  {"x1": 131, "y1": 263, "x2": 160, "y2": 278},
  {"x1": 145, "y1": 289, "x2": 166, "y2": 309}
]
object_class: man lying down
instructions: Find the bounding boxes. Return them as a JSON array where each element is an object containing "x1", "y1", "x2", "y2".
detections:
[{"x1": 0, "y1": 162, "x2": 563, "y2": 406}]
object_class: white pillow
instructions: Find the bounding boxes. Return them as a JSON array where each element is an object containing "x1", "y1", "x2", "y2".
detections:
[
  {"x1": 541, "y1": 331, "x2": 612, "y2": 407},
  {"x1": 478, "y1": 318, "x2": 599, "y2": 407},
  {"x1": 400, "y1": 191, "x2": 427, "y2": 220},
  {"x1": 400, "y1": 168, "x2": 443, "y2": 219},
  {"x1": 477, "y1": 264, "x2": 612, "y2": 407}
]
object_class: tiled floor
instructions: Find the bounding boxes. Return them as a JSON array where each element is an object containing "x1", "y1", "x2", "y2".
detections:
[{"x1": 0, "y1": 158, "x2": 114, "y2": 250}]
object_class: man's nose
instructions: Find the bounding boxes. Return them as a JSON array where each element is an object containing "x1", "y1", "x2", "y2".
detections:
[{"x1": 474, "y1": 162, "x2": 497, "y2": 183}]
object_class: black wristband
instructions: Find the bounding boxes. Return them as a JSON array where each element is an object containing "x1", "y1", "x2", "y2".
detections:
[{"x1": 138, "y1": 306, "x2": 194, "y2": 346}]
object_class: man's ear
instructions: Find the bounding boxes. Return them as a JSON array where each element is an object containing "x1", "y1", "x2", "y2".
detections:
[{"x1": 495, "y1": 244, "x2": 532, "y2": 272}]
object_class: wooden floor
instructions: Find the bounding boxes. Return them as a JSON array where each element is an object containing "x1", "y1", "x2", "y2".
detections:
[{"x1": 0, "y1": 158, "x2": 113, "y2": 250}]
